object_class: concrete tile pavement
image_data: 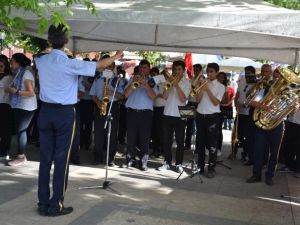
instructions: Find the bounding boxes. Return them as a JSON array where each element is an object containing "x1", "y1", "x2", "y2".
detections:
[{"x1": 0, "y1": 130, "x2": 299, "y2": 225}]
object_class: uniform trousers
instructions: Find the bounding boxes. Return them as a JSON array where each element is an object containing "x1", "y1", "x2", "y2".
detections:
[
  {"x1": 252, "y1": 123, "x2": 284, "y2": 178},
  {"x1": 237, "y1": 114, "x2": 254, "y2": 159},
  {"x1": 126, "y1": 108, "x2": 153, "y2": 164},
  {"x1": 151, "y1": 106, "x2": 164, "y2": 155},
  {"x1": 163, "y1": 115, "x2": 186, "y2": 165},
  {"x1": 184, "y1": 102, "x2": 197, "y2": 148},
  {"x1": 79, "y1": 99, "x2": 94, "y2": 149},
  {"x1": 118, "y1": 102, "x2": 127, "y2": 145},
  {"x1": 282, "y1": 121, "x2": 300, "y2": 173},
  {"x1": 196, "y1": 113, "x2": 220, "y2": 171},
  {"x1": 70, "y1": 103, "x2": 80, "y2": 162},
  {"x1": 38, "y1": 102, "x2": 75, "y2": 212},
  {"x1": 94, "y1": 102, "x2": 119, "y2": 163},
  {"x1": 0, "y1": 103, "x2": 12, "y2": 157}
]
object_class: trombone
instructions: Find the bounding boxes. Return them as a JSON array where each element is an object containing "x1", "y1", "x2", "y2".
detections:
[{"x1": 189, "y1": 79, "x2": 209, "y2": 97}]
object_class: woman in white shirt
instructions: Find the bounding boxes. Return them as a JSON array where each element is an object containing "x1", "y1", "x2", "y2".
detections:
[
  {"x1": 5, "y1": 53, "x2": 37, "y2": 166},
  {"x1": 0, "y1": 56, "x2": 13, "y2": 160}
]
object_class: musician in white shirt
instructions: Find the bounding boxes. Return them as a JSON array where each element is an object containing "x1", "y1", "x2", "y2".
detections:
[
  {"x1": 158, "y1": 61, "x2": 191, "y2": 173},
  {"x1": 195, "y1": 63, "x2": 225, "y2": 178}
]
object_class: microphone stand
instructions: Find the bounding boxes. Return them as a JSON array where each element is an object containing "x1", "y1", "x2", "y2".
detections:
[{"x1": 79, "y1": 77, "x2": 122, "y2": 195}]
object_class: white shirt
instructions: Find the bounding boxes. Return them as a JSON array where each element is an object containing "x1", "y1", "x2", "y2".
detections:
[
  {"x1": 236, "y1": 78, "x2": 254, "y2": 115},
  {"x1": 0, "y1": 75, "x2": 13, "y2": 104},
  {"x1": 11, "y1": 70, "x2": 37, "y2": 111},
  {"x1": 163, "y1": 76, "x2": 191, "y2": 117},
  {"x1": 197, "y1": 79, "x2": 225, "y2": 114},
  {"x1": 154, "y1": 83, "x2": 166, "y2": 107},
  {"x1": 288, "y1": 108, "x2": 300, "y2": 125}
]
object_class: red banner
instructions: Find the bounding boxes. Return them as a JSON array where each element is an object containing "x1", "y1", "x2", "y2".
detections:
[{"x1": 184, "y1": 52, "x2": 193, "y2": 79}]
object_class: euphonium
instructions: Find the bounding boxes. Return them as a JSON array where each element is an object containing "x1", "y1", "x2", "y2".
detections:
[
  {"x1": 189, "y1": 79, "x2": 209, "y2": 97},
  {"x1": 99, "y1": 78, "x2": 110, "y2": 116},
  {"x1": 253, "y1": 68, "x2": 300, "y2": 130}
]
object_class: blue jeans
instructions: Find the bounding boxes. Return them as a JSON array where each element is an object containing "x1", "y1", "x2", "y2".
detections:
[
  {"x1": 13, "y1": 108, "x2": 35, "y2": 155},
  {"x1": 253, "y1": 123, "x2": 284, "y2": 177}
]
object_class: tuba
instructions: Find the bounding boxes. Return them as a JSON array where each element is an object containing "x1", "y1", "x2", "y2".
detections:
[
  {"x1": 99, "y1": 78, "x2": 110, "y2": 116},
  {"x1": 253, "y1": 68, "x2": 300, "y2": 130},
  {"x1": 189, "y1": 79, "x2": 209, "y2": 97}
]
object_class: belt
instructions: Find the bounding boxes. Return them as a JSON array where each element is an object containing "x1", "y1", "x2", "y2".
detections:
[
  {"x1": 198, "y1": 112, "x2": 220, "y2": 117},
  {"x1": 128, "y1": 108, "x2": 152, "y2": 113},
  {"x1": 41, "y1": 101, "x2": 74, "y2": 108}
]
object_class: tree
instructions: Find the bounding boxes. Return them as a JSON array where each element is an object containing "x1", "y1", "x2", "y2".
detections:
[
  {"x1": 264, "y1": 0, "x2": 300, "y2": 10},
  {"x1": 0, "y1": 0, "x2": 96, "y2": 33},
  {"x1": 137, "y1": 51, "x2": 167, "y2": 66}
]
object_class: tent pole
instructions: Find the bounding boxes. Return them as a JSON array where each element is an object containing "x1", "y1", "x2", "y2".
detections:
[
  {"x1": 72, "y1": 37, "x2": 77, "y2": 57},
  {"x1": 293, "y1": 48, "x2": 299, "y2": 71},
  {"x1": 154, "y1": 24, "x2": 158, "y2": 46}
]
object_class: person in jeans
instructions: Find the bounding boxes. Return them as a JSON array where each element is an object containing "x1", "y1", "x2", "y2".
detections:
[
  {"x1": 0, "y1": 56, "x2": 13, "y2": 161},
  {"x1": 5, "y1": 53, "x2": 37, "y2": 166}
]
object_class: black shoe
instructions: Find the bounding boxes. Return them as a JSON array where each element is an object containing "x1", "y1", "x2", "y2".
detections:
[
  {"x1": 207, "y1": 169, "x2": 216, "y2": 178},
  {"x1": 38, "y1": 208, "x2": 48, "y2": 216},
  {"x1": 48, "y1": 206, "x2": 73, "y2": 217},
  {"x1": 246, "y1": 175, "x2": 261, "y2": 183},
  {"x1": 243, "y1": 161, "x2": 253, "y2": 166},
  {"x1": 108, "y1": 161, "x2": 115, "y2": 167},
  {"x1": 265, "y1": 176, "x2": 274, "y2": 186}
]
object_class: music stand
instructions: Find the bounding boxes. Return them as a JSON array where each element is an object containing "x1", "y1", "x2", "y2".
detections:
[{"x1": 176, "y1": 106, "x2": 203, "y2": 183}]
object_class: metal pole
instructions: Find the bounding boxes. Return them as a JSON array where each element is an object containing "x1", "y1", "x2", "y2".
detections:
[{"x1": 293, "y1": 48, "x2": 299, "y2": 71}]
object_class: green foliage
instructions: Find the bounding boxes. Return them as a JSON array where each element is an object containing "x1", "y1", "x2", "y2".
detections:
[
  {"x1": 137, "y1": 51, "x2": 167, "y2": 66},
  {"x1": 0, "y1": 0, "x2": 96, "y2": 34},
  {"x1": 264, "y1": 0, "x2": 300, "y2": 10}
]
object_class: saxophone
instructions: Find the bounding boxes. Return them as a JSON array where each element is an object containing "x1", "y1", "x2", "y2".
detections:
[
  {"x1": 253, "y1": 68, "x2": 300, "y2": 130},
  {"x1": 99, "y1": 78, "x2": 110, "y2": 116}
]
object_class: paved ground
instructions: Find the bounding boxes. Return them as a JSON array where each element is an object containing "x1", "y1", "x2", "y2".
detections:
[{"x1": 0, "y1": 130, "x2": 299, "y2": 225}]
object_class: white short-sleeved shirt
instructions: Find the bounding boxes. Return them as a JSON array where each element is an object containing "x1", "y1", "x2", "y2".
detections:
[
  {"x1": 34, "y1": 49, "x2": 96, "y2": 105},
  {"x1": 154, "y1": 83, "x2": 166, "y2": 107},
  {"x1": 163, "y1": 76, "x2": 191, "y2": 117},
  {"x1": 197, "y1": 79, "x2": 225, "y2": 114},
  {"x1": 236, "y1": 78, "x2": 254, "y2": 115},
  {"x1": 11, "y1": 70, "x2": 37, "y2": 111},
  {"x1": 0, "y1": 75, "x2": 13, "y2": 104}
]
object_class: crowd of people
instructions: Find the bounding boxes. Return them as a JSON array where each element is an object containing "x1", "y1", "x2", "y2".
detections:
[{"x1": 0, "y1": 25, "x2": 299, "y2": 217}]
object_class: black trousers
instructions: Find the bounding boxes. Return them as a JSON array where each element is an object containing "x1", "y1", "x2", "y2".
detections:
[
  {"x1": 163, "y1": 115, "x2": 186, "y2": 165},
  {"x1": 236, "y1": 114, "x2": 254, "y2": 159},
  {"x1": 38, "y1": 102, "x2": 75, "y2": 211},
  {"x1": 118, "y1": 103, "x2": 127, "y2": 145},
  {"x1": 70, "y1": 103, "x2": 80, "y2": 162},
  {"x1": 282, "y1": 121, "x2": 300, "y2": 173},
  {"x1": 217, "y1": 117, "x2": 225, "y2": 151},
  {"x1": 184, "y1": 102, "x2": 197, "y2": 148},
  {"x1": 79, "y1": 99, "x2": 94, "y2": 149},
  {"x1": 196, "y1": 113, "x2": 220, "y2": 170},
  {"x1": 151, "y1": 106, "x2": 164, "y2": 155},
  {"x1": 94, "y1": 102, "x2": 119, "y2": 163},
  {"x1": 126, "y1": 109, "x2": 153, "y2": 162},
  {"x1": 0, "y1": 103, "x2": 12, "y2": 157}
]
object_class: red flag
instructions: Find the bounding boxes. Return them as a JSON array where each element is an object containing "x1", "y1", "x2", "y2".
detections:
[{"x1": 184, "y1": 52, "x2": 193, "y2": 79}]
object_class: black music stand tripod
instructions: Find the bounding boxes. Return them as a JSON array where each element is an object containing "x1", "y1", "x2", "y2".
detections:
[
  {"x1": 176, "y1": 106, "x2": 203, "y2": 183},
  {"x1": 78, "y1": 77, "x2": 121, "y2": 195}
]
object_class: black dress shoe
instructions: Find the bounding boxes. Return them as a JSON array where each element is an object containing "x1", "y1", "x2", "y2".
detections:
[
  {"x1": 265, "y1": 176, "x2": 274, "y2": 186},
  {"x1": 48, "y1": 206, "x2": 73, "y2": 217},
  {"x1": 246, "y1": 175, "x2": 261, "y2": 183},
  {"x1": 243, "y1": 161, "x2": 253, "y2": 166},
  {"x1": 38, "y1": 208, "x2": 48, "y2": 216}
]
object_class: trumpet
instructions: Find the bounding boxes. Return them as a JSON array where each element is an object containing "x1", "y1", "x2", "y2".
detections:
[
  {"x1": 132, "y1": 74, "x2": 144, "y2": 90},
  {"x1": 163, "y1": 72, "x2": 181, "y2": 91},
  {"x1": 189, "y1": 79, "x2": 209, "y2": 97}
]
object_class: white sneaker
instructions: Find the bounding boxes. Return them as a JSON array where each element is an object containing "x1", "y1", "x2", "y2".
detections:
[
  {"x1": 158, "y1": 163, "x2": 170, "y2": 171},
  {"x1": 217, "y1": 150, "x2": 222, "y2": 157},
  {"x1": 176, "y1": 164, "x2": 184, "y2": 173}
]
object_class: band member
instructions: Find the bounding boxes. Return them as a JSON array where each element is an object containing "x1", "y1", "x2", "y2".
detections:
[
  {"x1": 124, "y1": 60, "x2": 157, "y2": 171},
  {"x1": 281, "y1": 104, "x2": 300, "y2": 178},
  {"x1": 246, "y1": 64, "x2": 284, "y2": 186},
  {"x1": 158, "y1": 60, "x2": 191, "y2": 173},
  {"x1": 151, "y1": 68, "x2": 166, "y2": 157},
  {"x1": 79, "y1": 58, "x2": 95, "y2": 150},
  {"x1": 90, "y1": 57, "x2": 124, "y2": 166},
  {"x1": 195, "y1": 63, "x2": 225, "y2": 178},
  {"x1": 234, "y1": 66, "x2": 256, "y2": 163},
  {"x1": 185, "y1": 64, "x2": 203, "y2": 150},
  {"x1": 35, "y1": 24, "x2": 123, "y2": 216}
]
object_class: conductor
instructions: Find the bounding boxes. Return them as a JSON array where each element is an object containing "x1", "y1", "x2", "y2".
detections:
[{"x1": 34, "y1": 24, "x2": 123, "y2": 217}]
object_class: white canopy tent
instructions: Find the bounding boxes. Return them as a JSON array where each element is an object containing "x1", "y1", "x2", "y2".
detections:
[
  {"x1": 5, "y1": 0, "x2": 300, "y2": 65},
  {"x1": 219, "y1": 57, "x2": 263, "y2": 69}
]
